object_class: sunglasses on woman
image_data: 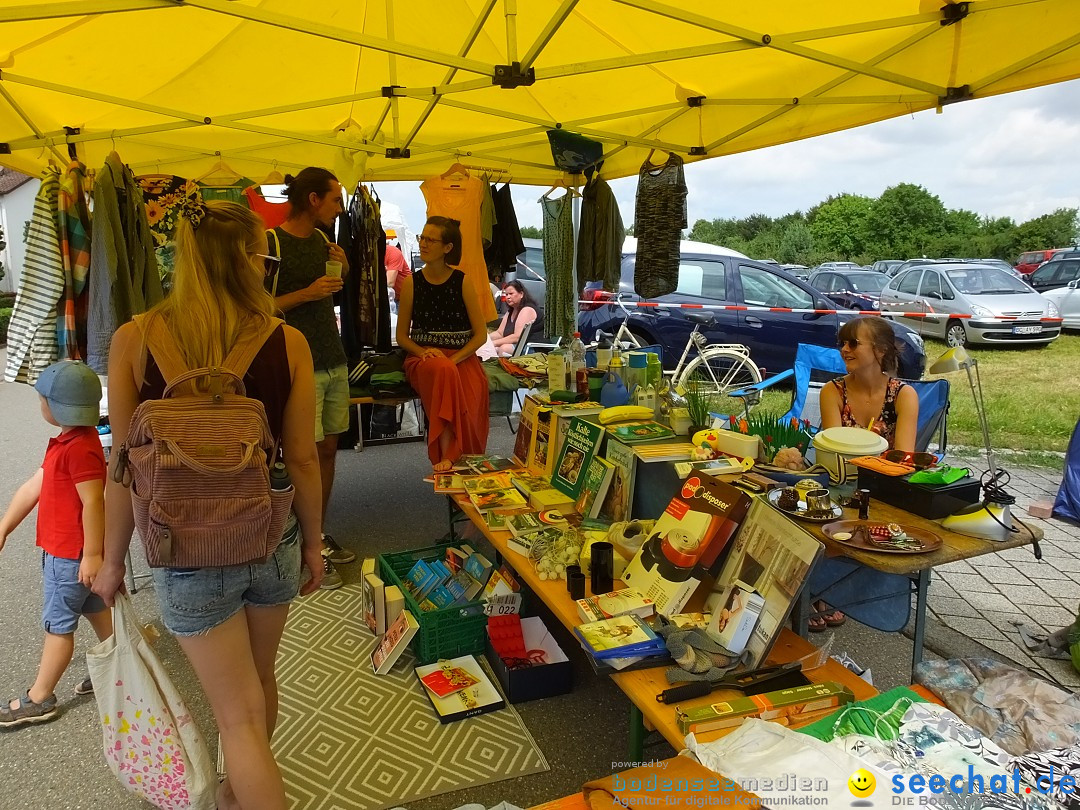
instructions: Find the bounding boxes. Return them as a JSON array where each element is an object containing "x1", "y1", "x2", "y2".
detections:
[
  {"x1": 881, "y1": 449, "x2": 938, "y2": 470},
  {"x1": 837, "y1": 338, "x2": 865, "y2": 349}
]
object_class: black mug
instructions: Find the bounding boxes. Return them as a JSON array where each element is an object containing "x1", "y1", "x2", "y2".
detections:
[
  {"x1": 591, "y1": 542, "x2": 614, "y2": 595},
  {"x1": 566, "y1": 564, "x2": 581, "y2": 594},
  {"x1": 568, "y1": 570, "x2": 586, "y2": 600}
]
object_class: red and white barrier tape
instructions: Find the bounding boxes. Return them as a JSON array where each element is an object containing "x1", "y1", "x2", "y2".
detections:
[{"x1": 576, "y1": 300, "x2": 1063, "y2": 323}]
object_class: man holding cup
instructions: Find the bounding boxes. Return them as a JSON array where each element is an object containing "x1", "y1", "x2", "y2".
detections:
[{"x1": 267, "y1": 167, "x2": 353, "y2": 589}]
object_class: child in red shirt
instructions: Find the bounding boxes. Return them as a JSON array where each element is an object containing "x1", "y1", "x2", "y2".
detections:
[{"x1": 0, "y1": 360, "x2": 113, "y2": 729}]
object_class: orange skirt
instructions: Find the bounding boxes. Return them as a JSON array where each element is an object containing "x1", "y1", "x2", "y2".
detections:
[{"x1": 404, "y1": 349, "x2": 490, "y2": 464}]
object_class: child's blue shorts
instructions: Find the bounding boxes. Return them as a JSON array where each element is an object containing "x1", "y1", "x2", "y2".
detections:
[{"x1": 41, "y1": 551, "x2": 107, "y2": 634}]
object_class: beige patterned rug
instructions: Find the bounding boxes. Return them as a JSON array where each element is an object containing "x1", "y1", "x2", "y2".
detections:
[{"x1": 270, "y1": 584, "x2": 549, "y2": 810}]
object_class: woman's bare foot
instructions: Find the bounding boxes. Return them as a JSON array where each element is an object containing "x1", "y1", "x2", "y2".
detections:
[
  {"x1": 434, "y1": 459, "x2": 454, "y2": 473},
  {"x1": 216, "y1": 778, "x2": 241, "y2": 810}
]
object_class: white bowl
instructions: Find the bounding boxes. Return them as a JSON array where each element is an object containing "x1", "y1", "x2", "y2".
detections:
[{"x1": 812, "y1": 427, "x2": 889, "y2": 485}]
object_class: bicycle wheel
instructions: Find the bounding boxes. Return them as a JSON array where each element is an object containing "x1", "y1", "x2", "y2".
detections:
[{"x1": 676, "y1": 348, "x2": 762, "y2": 420}]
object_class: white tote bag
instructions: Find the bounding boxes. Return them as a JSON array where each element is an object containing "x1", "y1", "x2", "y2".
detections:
[{"x1": 86, "y1": 592, "x2": 216, "y2": 810}]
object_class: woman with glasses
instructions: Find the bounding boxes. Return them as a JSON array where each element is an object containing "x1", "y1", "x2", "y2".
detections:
[
  {"x1": 812, "y1": 316, "x2": 919, "y2": 631},
  {"x1": 397, "y1": 216, "x2": 490, "y2": 472},
  {"x1": 821, "y1": 316, "x2": 919, "y2": 452},
  {"x1": 490, "y1": 280, "x2": 541, "y2": 356}
]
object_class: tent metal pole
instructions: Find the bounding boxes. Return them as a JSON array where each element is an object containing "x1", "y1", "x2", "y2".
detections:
[
  {"x1": 3, "y1": 121, "x2": 201, "y2": 153},
  {"x1": 186, "y1": 0, "x2": 492, "y2": 75},
  {"x1": 401, "y1": 0, "x2": 498, "y2": 150},
  {"x1": 0, "y1": 0, "x2": 163, "y2": 23},
  {"x1": 519, "y1": 0, "x2": 579, "y2": 70},
  {"x1": 970, "y1": 31, "x2": 1080, "y2": 94},
  {"x1": 571, "y1": 181, "x2": 581, "y2": 336},
  {"x1": 0, "y1": 84, "x2": 70, "y2": 164},
  {"x1": 504, "y1": 0, "x2": 518, "y2": 63}
]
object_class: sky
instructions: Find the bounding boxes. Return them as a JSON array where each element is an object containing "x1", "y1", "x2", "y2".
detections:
[{"x1": 380, "y1": 77, "x2": 1080, "y2": 252}]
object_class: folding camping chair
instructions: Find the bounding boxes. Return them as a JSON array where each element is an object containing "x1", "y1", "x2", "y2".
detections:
[
  {"x1": 505, "y1": 320, "x2": 534, "y2": 433},
  {"x1": 729, "y1": 343, "x2": 847, "y2": 425},
  {"x1": 905, "y1": 377, "x2": 950, "y2": 458}
]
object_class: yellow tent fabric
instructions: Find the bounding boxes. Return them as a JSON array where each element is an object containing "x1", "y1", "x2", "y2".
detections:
[{"x1": 2, "y1": 0, "x2": 1080, "y2": 185}]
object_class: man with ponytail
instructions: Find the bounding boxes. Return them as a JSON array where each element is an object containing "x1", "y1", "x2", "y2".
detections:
[{"x1": 267, "y1": 167, "x2": 356, "y2": 588}]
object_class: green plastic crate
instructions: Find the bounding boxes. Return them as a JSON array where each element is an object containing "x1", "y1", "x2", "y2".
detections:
[{"x1": 377, "y1": 543, "x2": 488, "y2": 665}]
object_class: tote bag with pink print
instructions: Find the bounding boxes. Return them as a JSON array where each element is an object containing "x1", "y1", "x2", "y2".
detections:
[{"x1": 86, "y1": 592, "x2": 216, "y2": 810}]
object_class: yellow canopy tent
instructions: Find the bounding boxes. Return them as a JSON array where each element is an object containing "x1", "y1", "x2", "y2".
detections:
[{"x1": 2, "y1": 0, "x2": 1080, "y2": 185}]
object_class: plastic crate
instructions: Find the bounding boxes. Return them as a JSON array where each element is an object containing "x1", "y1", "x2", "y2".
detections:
[{"x1": 377, "y1": 543, "x2": 488, "y2": 665}]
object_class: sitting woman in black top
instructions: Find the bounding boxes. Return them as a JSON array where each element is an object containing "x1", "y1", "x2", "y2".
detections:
[
  {"x1": 397, "y1": 216, "x2": 490, "y2": 472},
  {"x1": 490, "y1": 280, "x2": 540, "y2": 356}
]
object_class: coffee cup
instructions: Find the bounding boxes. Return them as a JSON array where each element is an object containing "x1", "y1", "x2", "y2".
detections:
[
  {"x1": 804, "y1": 488, "x2": 832, "y2": 512},
  {"x1": 325, "y1": 260, "x2": 342, "y2": 278}
]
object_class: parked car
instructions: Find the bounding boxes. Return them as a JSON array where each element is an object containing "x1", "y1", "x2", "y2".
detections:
[
  {"x1": 807, "y1": 270, "x2": 890, "y2": 311},
  {"x1": 508, "y1": 237, "x2": 748, "y2": 316},
  {"x1": 781, "y1": 263, "x2": 811, "y2": 279},
  {"x1": 1015, "y1": 248, "x2": 1067, "y2": 275},
  {"x1": 1040, "y1": 280, "x2": 1080, "y2": 330},
  {"x1": 880, "y1": 263, "x2": 1061, "y2": 347},
  {"x1": 1029, "y1": 257, "x2": 1080, "y2": 292},
  {"x1": 812, "y1": 261, "x2": 865, "y2": 273},
  {"x1": 885, "y1": 257, "x2": 935, "y2": 278},
  {"x1": 970, "y1": 258, "x2": 1027, "y2": 281},
  {"x1": 870, "y1": 260, "x2": 905, "y2": 275},
  {"x1": 578, "y1": 253, "x2": 926, "y2": 379}
]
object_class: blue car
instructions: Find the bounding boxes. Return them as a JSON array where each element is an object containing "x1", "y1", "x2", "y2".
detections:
[
  {"x1": 578, "y1": 253, "x2": 926, "y2": 379},
  {"x1": 808, "y1": 270, "x2": 890, "y2": 311}
]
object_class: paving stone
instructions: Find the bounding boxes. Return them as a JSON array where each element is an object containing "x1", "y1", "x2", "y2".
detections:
[
  {"x1": 1040, "y1": 578, "x2": 1080, "y2": 600},
  {"x1": 1055, "y1": 595, "x2": 1080, "y2": 613},
  {"x1": 929, "y1": 595, "x2": 983, "y2": 619},
  {"x1": 1040, "y1": 555, "x2": 1080, "y2": 573},
  {"x1": 938, "y1": 616, "x2": 1005, "y2": 642},
  {"x1": 971, "y1": 554, "x2": 1015, "y2": 568},
  {"x1": 936, "y1": 559, "x2": 977, "y2": 576},
  {"x1": 1021, "y1": 604, "x2": 1076, "y2": 630},
  {"x1": 980, "y1": 638, "x2": 1039, "y2": 670},
  {"x1": 929, "y1": 580, "x2": 959, "y2": 600},
  {"x1": 1011, "y1": 561, "x2": 1070, "y2": 581},
  {"x1": 938, "y1": 572, "x2": 989, "y2": 596},
  {"x1": 996, "y1": 546, "x2": 1038, "y2": 563},
  {"x1": 1038, "y1": 658, "x2": 1080, "y2": 689},
  {"x1": 999, "y1": 584, "x2": 1066, "y2": 607},
  {"x1": 979, "y1": 566, "x2": 1035, "y2": 586},
  {"x1": 963, "y1": 590, "x2": 1021, "y2": 614}
]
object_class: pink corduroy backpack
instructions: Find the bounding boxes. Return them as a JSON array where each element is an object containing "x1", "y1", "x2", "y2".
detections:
[{"x1": 114, "y1": 313, "x2": 294, "y2": 568}]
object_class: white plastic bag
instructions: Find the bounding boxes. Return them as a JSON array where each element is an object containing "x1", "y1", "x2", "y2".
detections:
[{"x1": 86, "y1": 592, "x2": 216, "y2": 810}]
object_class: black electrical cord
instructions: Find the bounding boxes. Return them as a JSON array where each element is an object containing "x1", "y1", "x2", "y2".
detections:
[{"x1": 979, "y1": 466, "x2": 1020, "y2": 534}]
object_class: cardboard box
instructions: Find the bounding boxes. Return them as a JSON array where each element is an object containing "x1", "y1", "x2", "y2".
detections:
[
  {"x1": 677, "y1": 681, "x2": 854, "y2": 734},
  {"x1": 706, "y1": 580, "x2": 764, "y2": 654},
  {"x1": 485, "y1": 616, "x2": 572, "y2": 703}
]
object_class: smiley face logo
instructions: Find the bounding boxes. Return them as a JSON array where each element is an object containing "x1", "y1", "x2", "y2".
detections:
[{"x1": 848, "y1": 769, "x2": 876, "y2": 798}]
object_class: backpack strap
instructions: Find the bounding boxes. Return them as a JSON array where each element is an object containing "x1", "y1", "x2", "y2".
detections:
[{"x1": 135, "y1": 312, "x2": 284, "y2": 399}]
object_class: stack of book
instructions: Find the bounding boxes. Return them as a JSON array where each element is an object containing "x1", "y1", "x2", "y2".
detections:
[
  {"x1": 573, "y1": 614, "x2": 666, "y2": 661},
  {"x1": 402, "y1": 546, "x2": 494, "y2": 611},
  {"x1": 414, "y1": 655, "x2": 506, "y2": 723},
  {"x1": 361, "y1": 558, "x2": 404, "y2": 636}
]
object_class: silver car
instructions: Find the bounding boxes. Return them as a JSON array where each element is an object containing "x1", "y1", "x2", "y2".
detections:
[{"x1": 881, "y1": 263, "x2": 1061, "y2": 347}]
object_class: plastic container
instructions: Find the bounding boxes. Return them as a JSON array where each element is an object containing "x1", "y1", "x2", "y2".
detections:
[
  {"x1": 714, "y1": 429, "x2": 761, "y2": 460},
  {"x1": 595, "y1": 337, "x2": 612, "y2": 370},
  {"x1": 811, "y1": 427, "x2": 889, "y2": 485},
  {"x1": 377, "y1": 543, "x2": 488, "y2": 664},
  {"x1": 625, "y1": 351, "x2": 647, "y2": 396}
]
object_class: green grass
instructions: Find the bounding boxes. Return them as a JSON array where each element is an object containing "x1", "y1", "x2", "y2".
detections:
[{"x1": 754, "y1": 332, "x2": 1080, "y2": 462}]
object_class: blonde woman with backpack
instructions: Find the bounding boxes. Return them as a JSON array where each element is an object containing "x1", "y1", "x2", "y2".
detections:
[{"x1": 94, "y1": 199, "x2": 324, "y2": 810}]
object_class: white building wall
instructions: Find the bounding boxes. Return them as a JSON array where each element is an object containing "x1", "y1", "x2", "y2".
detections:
[{"x1": 0, "y1": 181, "x2": 37, "y2": 293}]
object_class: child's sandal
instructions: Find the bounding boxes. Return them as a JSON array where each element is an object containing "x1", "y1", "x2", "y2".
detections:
[{"x1": 0, "y1": 690, "x2": 59, "y2": 728}]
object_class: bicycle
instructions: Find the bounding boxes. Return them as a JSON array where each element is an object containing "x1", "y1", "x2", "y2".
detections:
[{"x1": 592, "y1": 295, "x2": 763, "y2": 416}]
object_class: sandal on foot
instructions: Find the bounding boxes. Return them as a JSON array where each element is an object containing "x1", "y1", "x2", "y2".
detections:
[
  {"x1": 0, "y1": 691, "x2": 58, "y2": 729},
  {"x1": 822, "y1": 609, "x2": 846, "y2": 627},
  {"x1": 807, "y1": 616, "x2": 828, "y2": 632}
]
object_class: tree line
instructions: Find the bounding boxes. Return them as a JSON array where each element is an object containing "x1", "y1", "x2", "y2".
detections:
[{"x1": 686, "y1": 183, "x2": 1078, "y2": 266}]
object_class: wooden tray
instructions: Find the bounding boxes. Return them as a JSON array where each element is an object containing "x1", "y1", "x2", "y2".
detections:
[{"x1": 822, "y1": 520, "x2": 943, "y2": 555}]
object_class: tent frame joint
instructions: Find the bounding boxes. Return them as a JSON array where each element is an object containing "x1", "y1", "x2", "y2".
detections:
[
  {"x1": 940, "y1": 2, "x2": 970, "y2": 26},
  {"x1": 0, "y1": 143, "x2": 10, "y2": 155},
  {"x1": 687, "y1": 96, "x2": 705, "y2": 108},
  {"x1": 63, "y1": 126, "x2": 80, "y2": 160},
  {"x1": 689, "y1": 146, "x2": 706, "y2": 156},
  {"x1": 939, "y1": 84, "x2": 972, "y2": 105},
  {"x1": 381, "y1": 85, "x2": 404, "y2": 98},
  {"x1": 492, "y1": 62, "x2": 535, "y2": 89},
  {"x1": 385, "y1": 147, "x2": 411, "y2": 159}
]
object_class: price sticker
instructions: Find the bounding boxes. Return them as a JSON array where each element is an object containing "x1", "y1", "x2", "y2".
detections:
[{"x1": 484, "y1": 593, "x2": 523, "y2": 615}]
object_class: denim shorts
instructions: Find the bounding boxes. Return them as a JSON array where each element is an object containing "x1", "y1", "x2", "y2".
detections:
[
  {"x1": 41, "y1": 551, "x2": 108, "y2": 635},
  {"x1": 150, "y1": 518, "x2": 301, "y2": 637}
]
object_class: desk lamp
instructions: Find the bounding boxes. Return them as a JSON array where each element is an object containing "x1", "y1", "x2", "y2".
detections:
[{"x1": 928, "y1": 346, "x2": 1015, "y2": 541}]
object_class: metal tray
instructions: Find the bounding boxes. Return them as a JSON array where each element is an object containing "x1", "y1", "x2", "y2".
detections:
[
  {"x1": 766, "y1": 488, "x2": 843, "y2": 523},
  {"x1": 822, "y1": 520, "x2": 943, "y2": 555}
]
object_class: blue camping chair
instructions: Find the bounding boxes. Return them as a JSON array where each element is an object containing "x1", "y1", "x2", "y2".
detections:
[
  {"x1": 729, "y1": 343, "x2": 847, "y2": 425},
  {"x1": 904, "y1": 378, "x2": 950, "y2": 458}
]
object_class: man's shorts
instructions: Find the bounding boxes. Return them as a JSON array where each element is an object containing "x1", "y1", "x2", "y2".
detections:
[
  {"x1": 41, "y1": 551, "x2": 107, "y2": 634},
  {"x1": 150, "y1": 519, "x2": 302, "y2": 637},
  {"x1": 314, "y1": 364, "x2": 350, "y2": 442}
]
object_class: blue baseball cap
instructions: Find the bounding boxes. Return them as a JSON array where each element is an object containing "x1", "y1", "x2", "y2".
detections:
[{"x1": 33, "y1": 360, "x2": 102, "y2": 427}]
